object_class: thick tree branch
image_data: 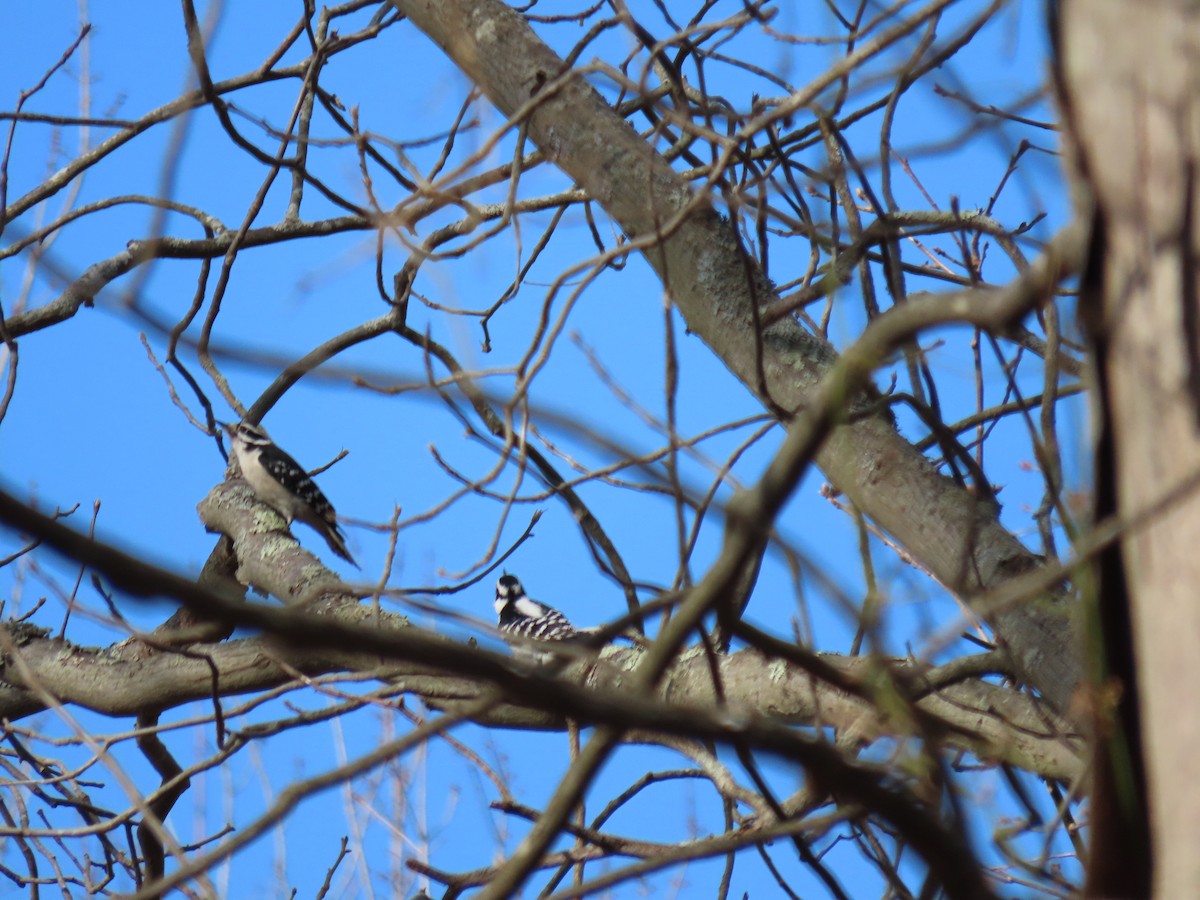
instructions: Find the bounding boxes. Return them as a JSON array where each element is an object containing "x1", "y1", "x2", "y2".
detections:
[
  {"x1": 0, "y1": 620, "x2": 1082, "y2": 781},
  {"x1": 0, "y1": 481, "x2": 1078, "y2": 782}
]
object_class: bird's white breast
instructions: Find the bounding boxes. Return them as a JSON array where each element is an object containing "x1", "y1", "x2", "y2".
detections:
[{"x1": 234, "y1": 443, "x2": 295, "y2": 520}]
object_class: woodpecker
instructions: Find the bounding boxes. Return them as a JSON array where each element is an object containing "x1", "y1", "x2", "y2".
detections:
[
  {"x1": 494, "y1": 573, "x2": 581, "y2": 656},
  {"x1": 222, "y1": 421, "x2": 357, "y2": 567}
]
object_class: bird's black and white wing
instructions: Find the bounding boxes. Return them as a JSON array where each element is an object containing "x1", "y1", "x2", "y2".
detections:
[
  {"x1": 494, "y1": 574, "x2": 580, "y2": 655},
  {"x1": 223, "y1": 421, "x2": 357, "y2": 567}
]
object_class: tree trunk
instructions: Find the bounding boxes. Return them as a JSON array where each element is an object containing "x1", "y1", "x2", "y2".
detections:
[{"x1": 1058, "y1": 1, "x2": 1200, "y2": 893}]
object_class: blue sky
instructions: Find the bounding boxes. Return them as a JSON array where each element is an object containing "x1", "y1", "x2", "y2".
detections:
[{"x1": 0, "y1": 2, "x2": 1083, "y2": 896}]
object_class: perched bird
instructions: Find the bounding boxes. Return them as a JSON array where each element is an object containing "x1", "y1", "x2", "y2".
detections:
[
  {"x1": 494, "y1": 573, "x2": 581, "y2": 656},
  {"x1": 222, "y1": 421, "x2": 357, "y2": 567}
]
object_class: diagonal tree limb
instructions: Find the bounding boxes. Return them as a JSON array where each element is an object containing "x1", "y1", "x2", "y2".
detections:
[{"x1": 392, "y1": 0, "x2": 1083, "y2": 713}]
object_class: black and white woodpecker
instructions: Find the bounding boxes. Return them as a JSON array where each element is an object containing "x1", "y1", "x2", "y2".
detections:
[
  {"x1": 222, "y1": 421, "x2": 357, "y2": 567},
  {"x1": 494, "y1": 573, "x2": 581, "y2": 655}
]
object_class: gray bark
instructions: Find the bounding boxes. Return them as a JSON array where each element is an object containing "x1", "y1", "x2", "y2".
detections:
[
  {"x1": 0, "y1": 617, "x2": 1081, "y2": 781},
  {"x1": 1059, "y1": 1, "x2": 1200, "y2": 892}
]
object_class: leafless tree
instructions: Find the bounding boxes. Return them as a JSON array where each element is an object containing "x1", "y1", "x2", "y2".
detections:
[{"x1": 0, "y1": 0, "x2": 1174, "y2": 896}]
